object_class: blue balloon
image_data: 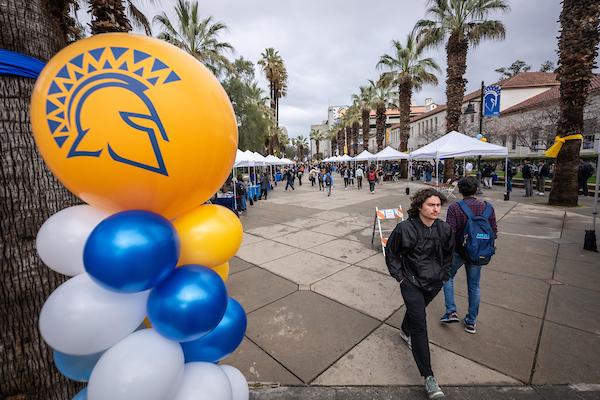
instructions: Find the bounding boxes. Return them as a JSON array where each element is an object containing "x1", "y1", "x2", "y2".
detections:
[
  {"x1": 147, "y1": 265, "x2": 228, "y2": 342},
  {"x1": 73, "y1": 388, "x2": 87, "y2": 400},
  {"x1": 182, "y1": 297, "x2": 247, "y2": 363},
  {"x1": 54, "y1": 350, "x2": 103, "y2": 382},
  {"x1": 476, "y1": 133, "x2": 483, "y2": 139},
  {"x1": 83, "y1": 210, "x2": 179, "y2": 292}
]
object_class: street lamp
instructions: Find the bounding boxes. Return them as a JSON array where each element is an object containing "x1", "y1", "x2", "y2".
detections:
[{"x1": 463, "y1": 81, "x2": 485, "y2": 139}]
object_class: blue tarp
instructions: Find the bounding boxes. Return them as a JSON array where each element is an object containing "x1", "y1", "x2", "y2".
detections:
[{"x1": 0, "y1": 49, "x2": 45, "y2": 78}]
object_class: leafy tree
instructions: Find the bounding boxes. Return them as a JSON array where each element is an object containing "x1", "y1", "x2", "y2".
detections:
[
  {"x1": 539, "y1": 60, "x2": 555, "y2": 72},
  {"x1": 369, "y1": 79, "x2": 398, "y2": 151},
  {"x1": 310, "y1": 128, "x2": 327, "y2": 160},
  {"x1": 495, "y1": 59, "x2": 531, "y2": 78},
  {"x1": 258, "y1": 48, "x2": 288, "y2": 127},
  {"x1": 154, "y1": 0, "x2": 233, "y2": 76},
  {"x1": 416, "y1": 0, "x2": 509, "y2": 178},
  {"x1": 352, "y1": 85, "x2": 375, "y2": 152}
]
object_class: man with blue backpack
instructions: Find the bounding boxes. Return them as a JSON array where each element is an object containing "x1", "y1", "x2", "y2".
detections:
[{"x1": 440, "y1": 176, "x2": 497, "y2": 334}]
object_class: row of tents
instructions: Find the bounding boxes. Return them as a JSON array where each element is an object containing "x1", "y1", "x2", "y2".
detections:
[
  {"x1": 322, "y1": 131, "x2": 508, "y2": 162},
  {"x1": 234, "y1": 131, "x2": 509, "y2": 168}
]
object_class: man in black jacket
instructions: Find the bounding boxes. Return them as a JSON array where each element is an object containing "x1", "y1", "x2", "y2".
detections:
[{"x1": 385, "y1": 188, "x2": 454, "y2": 399}]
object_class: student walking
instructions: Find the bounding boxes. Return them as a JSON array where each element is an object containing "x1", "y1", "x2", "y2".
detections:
[
  {"x1": 356, "y1": 166, "x2": 364, "y2": 190},
  {"x1": 344, "y1": 167, "x2": 350, "y2": 189},
  {"x1": 285, "y1": 169, "x2": 295, "y2": 191},
  {"x1": 324, "y1": 170, "x2": 333, "y2": 197},
  {"x1": 260, "y1": 172, "x2": 270, "y2": 200},
  {"x1": 367, "y1": 167, "x2": 377, "y2": 194},
  {"x1": 386, "y1": 188, "x2": 454, "y2": 399},
  {"x1": 441, "y1": 177, "x2": 497, "y2": 334}
]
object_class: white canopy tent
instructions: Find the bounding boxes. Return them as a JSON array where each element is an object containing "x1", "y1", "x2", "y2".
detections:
[
  {"x1": 280, "y1": 157, "x2": 295, "y2": 165},
  {"x1": 354, "y1": 150, "x2": 376, "y2": 161},
  {"x1": 375, "y1": 146, "x2": 410, "y2": 161},
  {"x1": 234, "y1": 149, "x2": 255, "y2": 168},
  {"x1": 409, "y1": 130, "x2": 509, "y2": 191},
  {"x1": 409, "y1": 130, "x2": 508, "y2": 160},
  {"x1": 265, "y1": 154, "x2": 284, "y2": 165},
  {"x1": 338, "y1": 154, "x2": 354, "y2": 162}
]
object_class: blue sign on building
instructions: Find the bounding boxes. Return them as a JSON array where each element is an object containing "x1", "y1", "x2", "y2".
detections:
[{"x1": 483, "y1": 85, "x2": 501, "y2": 117}]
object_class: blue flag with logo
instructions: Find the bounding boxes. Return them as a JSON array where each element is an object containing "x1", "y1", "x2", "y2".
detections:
[{"x1": 483, "y1": 85, "x2": 501, "y2": 117}]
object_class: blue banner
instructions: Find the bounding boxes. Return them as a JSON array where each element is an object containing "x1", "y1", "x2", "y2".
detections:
[
  {"x1": 0, "y1": 49, "x2": 45, "y2": 79},
  {"x1": 483, "y1": 85, "x2": 501, "y2": 117}
]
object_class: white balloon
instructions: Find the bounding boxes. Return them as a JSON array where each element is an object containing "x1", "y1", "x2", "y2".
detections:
[
  {"x1": 39, "y1": 274, "x2": 148, "y2": 355},
  {"x1": 88, "y1": 329, "x2": 184, "y2": 400},
  {"x1": 36, "y1": 205, "x2": 109, "y2": 276},
  {"x1": 220, "y1": 365, "x2": 249, "y2": 400},
  {"x1": 172, "y1": 362, "x2": 233, "y2": 400}
]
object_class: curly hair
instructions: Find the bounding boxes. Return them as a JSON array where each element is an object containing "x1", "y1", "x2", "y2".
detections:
[{"x1": 407, "y1": 188, "x2": 447, "y2": 218}]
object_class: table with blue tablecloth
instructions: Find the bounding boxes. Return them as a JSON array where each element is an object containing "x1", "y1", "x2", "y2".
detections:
[
  {"x1": 275, "y1": 172, "x2": 282, "y2": 182},
  {"x1": 246, "y1": 185, "x2": 260, "y2": 201},
  {"x1": 212, "y1": 196, "x2": 235, "y2": 211}
]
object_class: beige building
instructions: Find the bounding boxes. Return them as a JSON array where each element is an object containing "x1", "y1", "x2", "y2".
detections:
[{"x1": 390, "y1": 72, "x2": 561, "y2": 152}]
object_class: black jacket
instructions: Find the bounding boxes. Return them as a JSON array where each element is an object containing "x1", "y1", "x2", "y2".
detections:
[{"x1": 385, "y1": 217, "x2": 455, "y2": 291}]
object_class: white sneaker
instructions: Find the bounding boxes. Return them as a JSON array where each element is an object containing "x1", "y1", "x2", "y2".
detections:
[
  {"x1": 424, "y1": 376, "x2": 444, "y2": 399},
  {"x1": 399, "y1": 329, "x2": 412, "y2": 350}
]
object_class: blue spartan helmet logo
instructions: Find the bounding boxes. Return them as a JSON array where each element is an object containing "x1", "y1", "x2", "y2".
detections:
[{"x1": 45, "y1": 47, "x2": 181, "y2": 176}]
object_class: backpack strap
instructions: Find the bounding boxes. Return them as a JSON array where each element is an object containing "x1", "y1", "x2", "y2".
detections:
[
  {"x1": 457, "y1": 200, "x2": 474, "y2": 219},
  {"x1": 482, "y1": 201, "x2": 493, "y2": 219}
]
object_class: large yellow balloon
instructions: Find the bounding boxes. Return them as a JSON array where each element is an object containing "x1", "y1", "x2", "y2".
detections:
[
  {"x1": 174, "y1": 205, "x2": 243, "y2": 268},
  {"x1": 30, "y1": 33, "x2": 237, "y2": 219},
  {"x1": 211, "y1": 262, "x2": 230, "y2": 282}
]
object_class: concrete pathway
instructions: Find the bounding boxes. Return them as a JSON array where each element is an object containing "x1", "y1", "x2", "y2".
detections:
[{"x1": 221, "y1": 178, "x2": 600, "y2": 398}]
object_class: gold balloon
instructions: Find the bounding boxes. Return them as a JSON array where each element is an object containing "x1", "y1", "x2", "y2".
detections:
[
  {"x1": 481, "y1": 137, "x2": 488, "y2": 142},
  {"x1": 211, "y1": 262, "x2": 230, "y2": 282},
  {"x1": 174, "y1": 204, "x2": 243, "y2": 268},
  {"x1": 30, "y1": 33, "x2": 237, "y2": 219}
]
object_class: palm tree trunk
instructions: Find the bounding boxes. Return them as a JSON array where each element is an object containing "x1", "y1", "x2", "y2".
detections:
[
  {"x1": 444, "y1": 33, "x2": 469, "y2": 180},
  {"x1": 549, "y1": 0, "x2": 600, "y2": 206},
  {"x1": 88, "y1": 0, "x2": 132, "y2": 34},
  {"x1": 362, "y1": 108, "x2": 370, "y2": 151},
  {"x1": 316, "y1": 140, "x2": 320, "y2": 158},
  {"x1": 352, "y1": 122, "x2": 359, "y2": 156},
  {"x1": 345, "y1": 126, "x2": 351, "y2": 155},
  {"x1": 1, "y1": 1, "x2": 81, "y2": 398},
  {"x1": 376, "y1": 103, "x2": 386, "y2": 151},
  {"x1": 398, "y1": 81, "x2": 412, "y2": 177},
  {"x1": 337, "y1": 129, "x2": 343, "y2": 155}
]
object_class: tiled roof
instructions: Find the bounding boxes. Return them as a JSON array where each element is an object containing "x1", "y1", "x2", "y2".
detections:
[
  {"x1": 503, "y1": 74, "x2": 600, "y2": 115},
  {"x1": 369, "y1": 104, "x2": 428, "y2": 117},
  {"x1": 409, "y1": 72, "x2": 559, "y2": 123}
]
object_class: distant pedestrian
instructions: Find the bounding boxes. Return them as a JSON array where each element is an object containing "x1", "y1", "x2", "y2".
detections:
[
  {"x1": 522, "y1": 159, "x2": 534, "y2": 197},
  {"x1": 367, "y1": 167, "x2": 377, "y2": 194},
  {"x1": 441, "y1": 177, "x2": 497, "y2": 335},
  {"x1": 298, "y1": 165, "x2": 304, "y2": 186},
  {"x1": 285, "y1": 169, "x2": 295, "y2": 191},
  {"x1": 579, "y1": 159, "x2": 594, "y2": 196},
  {"x1": 344, "y1": 167, "x2": 350, "y2": 189},
  {"x1": 318, "y1": 169, "x2": 324, "y2": 191},
  {"x1": 324, "y1": 170, "x2": 333, "y2": 197},
  {"x1": 536, "y1": 161, "x2": 550, "y2": 196},
  {"x1": 356, "y1": 166, "x2": 364, "y2": 190},
  {"x1": 386, "y1": 188, "x2": 454, "y2": 400},
  {"x1": 260, "y1": 172, "x2": 270, "y2": 200}
]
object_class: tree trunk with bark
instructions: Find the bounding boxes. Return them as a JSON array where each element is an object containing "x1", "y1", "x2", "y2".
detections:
[
  {"x1": 351, "y1": 121, "x2": 359, "y2": 156},
  {"x1": 345, "y1": 126, "x2": 351, "y2": 155},
  {"x1": 1, "y1": 1, "x2": 81, "y2": 398},
  {"x1": 444, "y1": 33, "x2": 469, "y2": 180},
  {"x1": 337, "y1": 129, "x2": 343, "y2": 155},
  {"x1": 361, "y1": 108, "x2": 370, "y2": 151},
  {"x1": 376, "y1": 103, "x2": 386, "y2": 151},
  {"x1": 398, "y1": 81, "x2": 412, "y2": 178},
  {"x1": 549, "y1": 0, "x2": 600, "y2": 206}
]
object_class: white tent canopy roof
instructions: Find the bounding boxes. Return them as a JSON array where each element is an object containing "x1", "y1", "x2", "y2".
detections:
[
  {"x1": 338, "y1": 154, "x2": 354, "y2": 162},
  {"x1": 234, "y1": 149, "x2": 255, "y2": 167},
  {"x1": 375, "y1": 146, "x2": 409, "y2": 161},
  {"x1": 409, "y1": 131, "x2": 508, "y2": 160},
  {"x1": 280, "y1": 157, "x2": 294, "y2": 165},
  {"x1": 264, "y1": 154, "x2": 283, "y2": 165},
  {"x1": 354, "y1": 150, "x2": 376, "y2": 161}
]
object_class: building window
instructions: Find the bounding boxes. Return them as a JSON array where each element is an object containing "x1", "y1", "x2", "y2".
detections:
[
  {"x1": 511, "y1": 134, "x2": 516, "y2": 150},
  {"x1": 435, "y1": 117, "x2": 438, "y2": 128},
  {"x1": 502, "y1": 136, "x2": 507, "y2": 147}
]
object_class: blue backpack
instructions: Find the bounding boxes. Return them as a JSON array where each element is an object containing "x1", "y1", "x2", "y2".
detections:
[{"x1": 457, "y1": 201, "x2": 495, "y2": 265}]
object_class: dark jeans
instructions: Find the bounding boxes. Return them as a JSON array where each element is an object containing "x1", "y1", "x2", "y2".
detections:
[
  {"x1": 400, "y1": 279, "x2": 441, "y2": 377},
  {"x1": 357, "y1": 176, "x2": 363, "y2": 189},
  {"x1": 260, "y1": 188, "x2": 268, "y2": 200},
  {"x1": 344, "y1": 178, "x2": 349, "y2": 187},
  {"x1": 298, "y1": 175, "x2": 303, "y2": 186},
  {"x1": 318, "y1": 179, "x2": 324, "y2": 191},
  {"x1": 369, "y1": 181, "x2": 375, "y2": 192},
  {"x1": 285, "y1": 180, "x2": 295, "y2": 190}
]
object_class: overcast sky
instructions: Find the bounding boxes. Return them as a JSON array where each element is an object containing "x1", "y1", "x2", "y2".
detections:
[{"x1": 77, "y1": 0, "x2": 564, "y2": 139}]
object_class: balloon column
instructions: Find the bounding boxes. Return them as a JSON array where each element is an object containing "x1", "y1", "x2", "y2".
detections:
[{"x1": 31, "y1": 33, "x2": 248, "y2": 400}]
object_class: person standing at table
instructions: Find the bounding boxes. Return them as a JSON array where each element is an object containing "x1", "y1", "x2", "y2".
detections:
[{"x1": 260, "y1": 172, "x2": 270, "y2": 200}]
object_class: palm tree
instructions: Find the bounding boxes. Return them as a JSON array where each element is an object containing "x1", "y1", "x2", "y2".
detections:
[
  {"x1": 548, "y1": 0, "x2": 600, "y2": 206},
  {"x1": 154, "y1": 0, "x2": 234, "y2": 76},
  {"x1": 310, "y1": 128, "x2": 326, "y2": 160},
  {"x1": 416, "y1": 0, "x2": 509, "y2": 178},
  {"x1": 352, "y1": 85, "x2": 375, "y2": 152},
  {"x1": 328, "y1": 124, "x2": 339, "y2": 156},
  {"x1": 377, "y1": 32, "x2": 440, "y2": 153},
  {"x1": 369, "y1": 79, "x2": 398, "y2": 152},
  {"x1": 88, "y1": 0, "x2": 131, "y2": 33},
  {"x1": 294, "y1": 135, "x2": 308, "y2": 160},
  {"x1": 1, "y1": 1, "x2": 81, "y2": 398},
  {"x1": 342, "y1": 105, "x2": 361, "y2": 156},
  {"x1": 258, "y1": 48, "x2": 288, "y2": 126}
]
